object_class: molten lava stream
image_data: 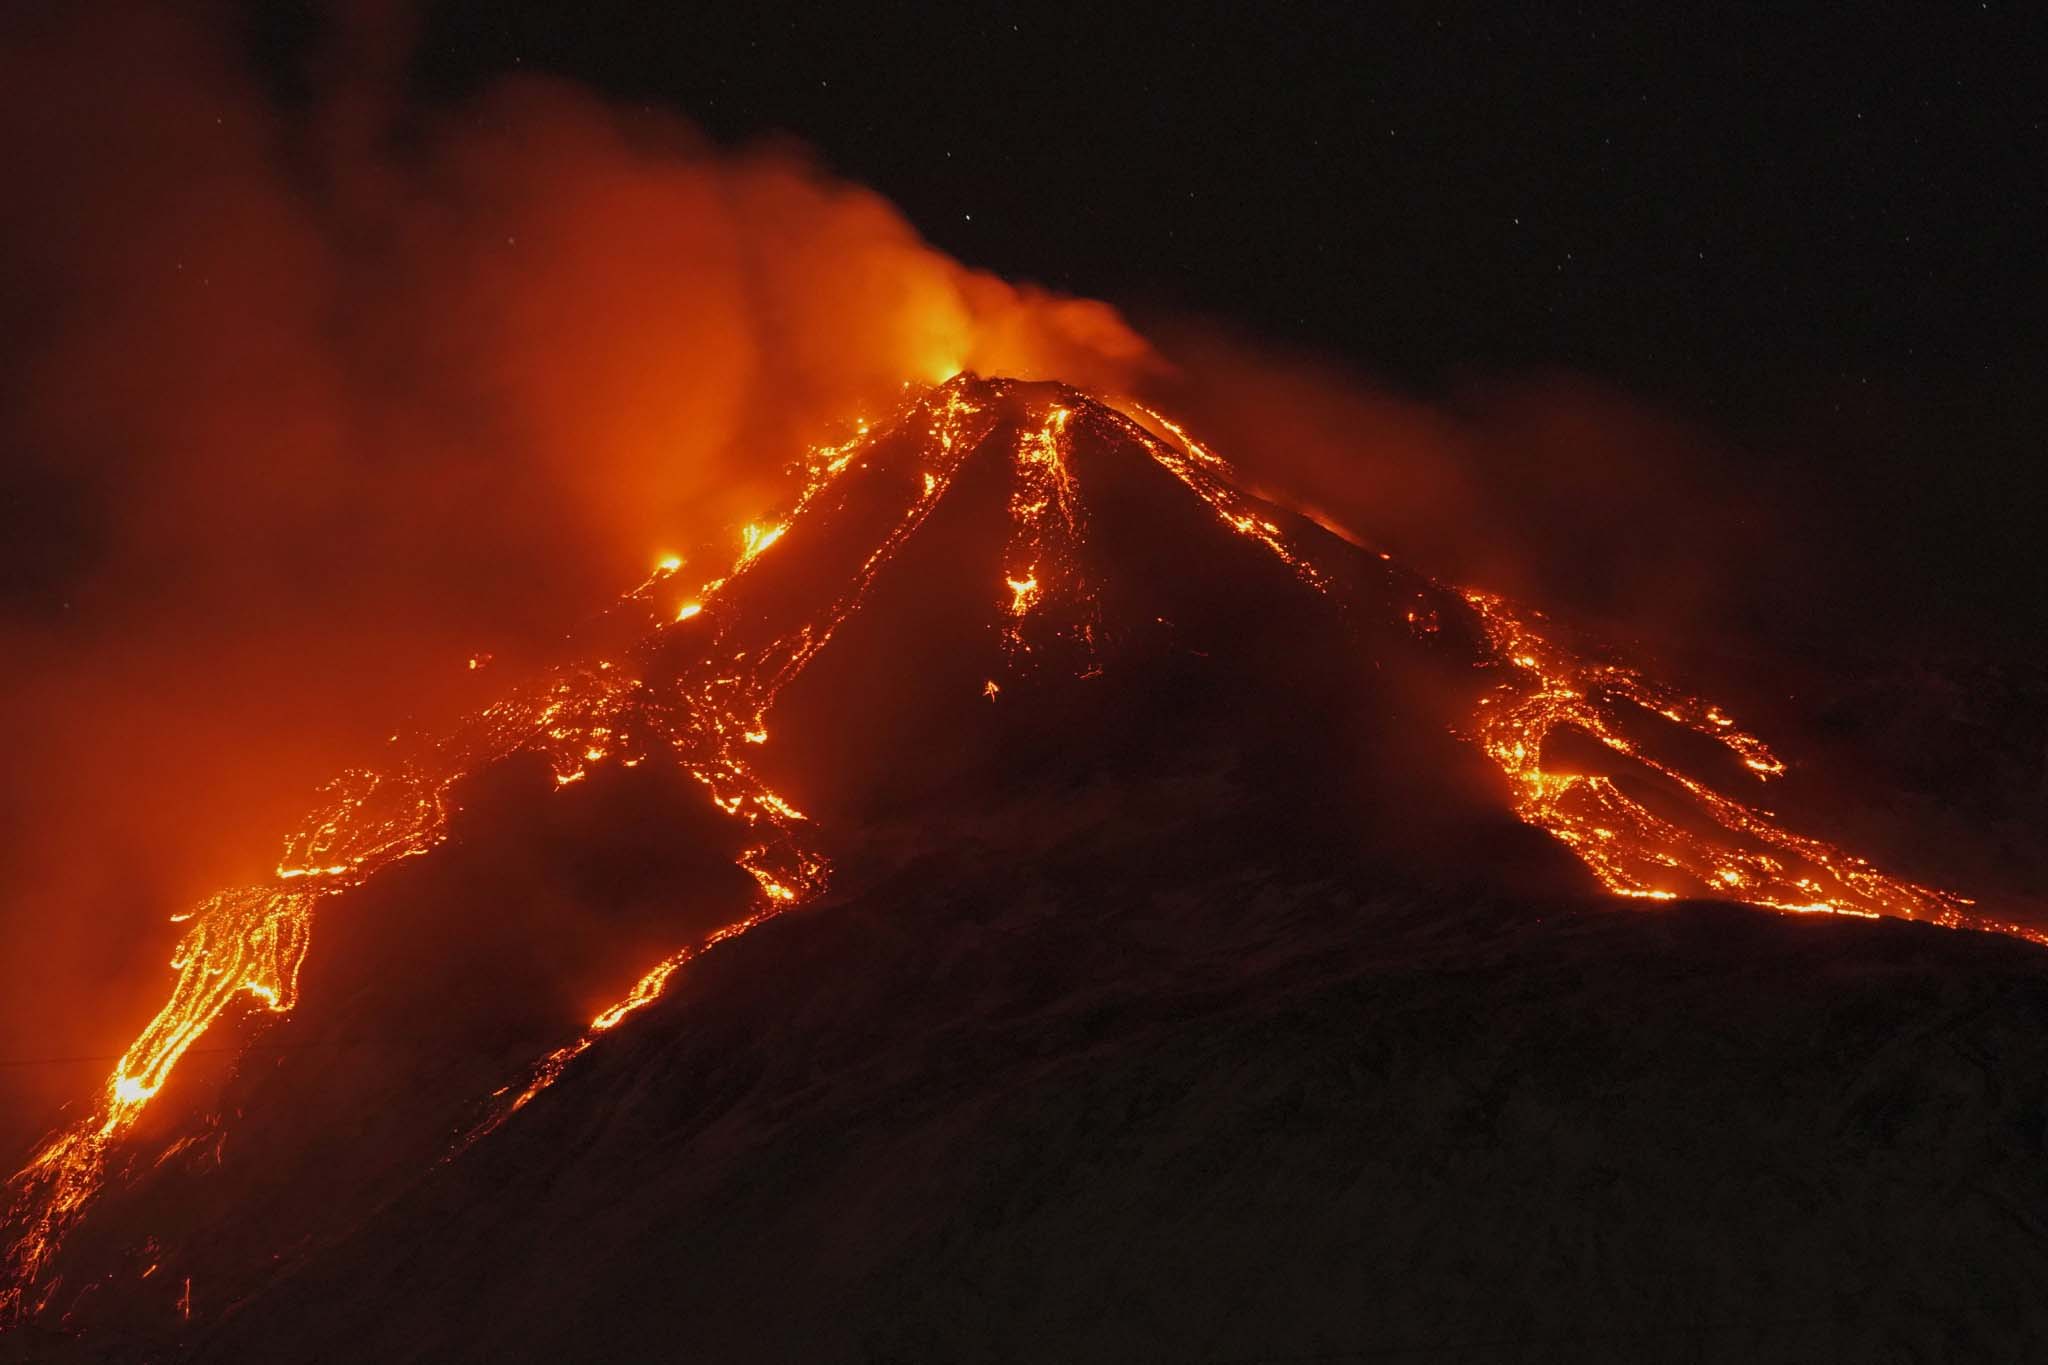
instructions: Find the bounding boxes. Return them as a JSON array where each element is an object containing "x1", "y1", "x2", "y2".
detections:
[
  {"x1": 1455, "y1": 588, "x2": 2046, "y2": 940},
  {"x1": 467, "y1": 386, "x2": 997, "y2": 1138},
  {"x1": 1, "y1": 382, "x2": 990, "y2": 1324},
  {"x1": 1116, "y1": 400, "x2": 2039, "y2": 945},
  {"x1": 994, "y1": 401, "x2": 1105, "y2": 676},
  {"x1": 0, "y1": 661, "x2": 653, "y2": 1319},
  {"x1": 9, "y1": 379, "x2": 2040, "y2": 1332}
]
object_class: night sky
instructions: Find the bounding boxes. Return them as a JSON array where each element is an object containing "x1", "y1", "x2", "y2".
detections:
[
  {"x1": 390, "y1": 2, "x2": 2048, "y2": 656},
  {"x1": 389, "y1": 4, "x2": 2044, "y2": 396},
  {"x1": 5, "y1": 2, "x2": 2038, "y2": 660},
  {"x1": 2, "y1": 3, "x2": 2043, "y2": 666},
  {"x1": 4, "y1": 9, "x2": 2048, "y2": 1342}
]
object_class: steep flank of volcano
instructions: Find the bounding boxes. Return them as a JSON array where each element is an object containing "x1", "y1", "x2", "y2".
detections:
[
  {"x1": 195, "y1": 829, "x2": 2048, "y2": 1365},
  {"x1": 5, "y1": 376, "x2": 2044, "y2": 1357}
]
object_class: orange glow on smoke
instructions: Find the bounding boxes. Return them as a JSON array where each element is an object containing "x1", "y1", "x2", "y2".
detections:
[
  {"x1": 2, "y1": 386, "x2": 1004, "y2": 1320},
  {"x1": 0, "y1": 4, "x2": 1153, "y2": 1324}
]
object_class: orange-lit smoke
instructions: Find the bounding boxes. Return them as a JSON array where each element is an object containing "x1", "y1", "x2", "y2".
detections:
[
  {"x1": 0, "y1": 5, "x2": 1149, "y2": 1145},
  {"x1": 1134, "y1": 325, "x2": 1790, "y2": 644}
]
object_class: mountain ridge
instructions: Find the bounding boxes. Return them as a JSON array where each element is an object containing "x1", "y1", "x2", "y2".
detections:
[{"x1": 6, "y1": 374, "x2": 2045, "y2": 1359}]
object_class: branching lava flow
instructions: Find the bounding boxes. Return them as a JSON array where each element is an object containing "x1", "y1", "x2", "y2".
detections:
[{"x1": 5, "y1": 376, "x2": 2038, "y2": 1330}]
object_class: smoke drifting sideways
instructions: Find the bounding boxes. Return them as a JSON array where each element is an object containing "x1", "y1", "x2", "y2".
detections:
[
  {"x1": 1137, "y1": 327, "x2": 1790, "y2": 651},
  {"x1": 1138, "y1": 327, "x2": 2048, "y2": 912},
  {"x1": 0, "y1": 3, "x2": 1150, "y2": 1141}
]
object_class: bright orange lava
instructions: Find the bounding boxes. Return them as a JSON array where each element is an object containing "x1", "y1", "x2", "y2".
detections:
[
  {"x1": 1122, "y1": 401, "x2": 2045, "y2": 946},
  {"x1": 997, "y1": 403, "x2": 1098, "y2": 671},
  {"x1": 1455, "y1": 588, "x2": 2045, "y2": 936},
  {"x1": 2, "y1": 384, "x2": 993, "y2": 1322},
  {"x1": 6, "y1": 378, "x2": 2040, "y2": 1328}
]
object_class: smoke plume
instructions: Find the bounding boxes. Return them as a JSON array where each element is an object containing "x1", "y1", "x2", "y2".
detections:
[{"x1": 0, "y1": 3, "x2": 1148, "y2": 1140}]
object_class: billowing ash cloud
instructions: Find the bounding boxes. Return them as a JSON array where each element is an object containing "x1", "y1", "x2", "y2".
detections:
[{"x1": 0, "y1": 3, "x2": 1150, "y2": 1130}]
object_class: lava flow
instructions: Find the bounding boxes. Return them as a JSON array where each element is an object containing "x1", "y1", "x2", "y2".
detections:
[
  {"x1": 1456, "y1": 588, "x2": 2048, "y2": 942},
  {"x1": 461, "y1": 386, "x2": 997, "y2": 1145},
  {"x1": 998, "y1": 402, "x2": 1099, "y2": 672},
  {"x1": 1118, "y1": 398, "x2": 2043, "y2": 943},
  {"x1": 5, "y1": 375, "x2": 2039, "y2": 1332},
  {"x1": 1, "y1": 383, "x2": 993, "y2": 1323}
]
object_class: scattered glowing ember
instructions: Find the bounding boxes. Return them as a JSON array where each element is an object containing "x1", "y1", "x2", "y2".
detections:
[{"x1": 1006, "y1": 575, "x2": 1039, "y2": 614}]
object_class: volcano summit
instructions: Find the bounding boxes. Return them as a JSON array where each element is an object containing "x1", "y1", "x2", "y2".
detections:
[{"x1": 6, "y1": 377, "x2": 2048, "y2": 1361}]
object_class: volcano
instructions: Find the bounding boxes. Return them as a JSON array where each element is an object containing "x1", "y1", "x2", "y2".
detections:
[{"x1": 6, "y1": 377, "x2": 2048, "y2": 1361}]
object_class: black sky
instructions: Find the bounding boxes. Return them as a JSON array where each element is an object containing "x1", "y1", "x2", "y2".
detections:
[
  {"x1": 0, "y1": 0, "x2": 2043, "y2": 1171},
  {"x1": 385, "y1": 3, "x2": 2046, "y2": 398},
  {"x1": 2, "y1": 0, "x2": 2044, "y2": 1274},
  {"x1": 24, "y1": 1, "x2": 2048, "y2": 660},
  {"x1": 373, "y1": 1, "x2": 2048, "y2": 661}
]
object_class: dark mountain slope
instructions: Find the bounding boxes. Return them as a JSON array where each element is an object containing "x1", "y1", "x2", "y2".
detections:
[
  {"x1": 194, "y1": 783, "x2": 2048, "y2": 1364},
  {"x1": 8, "y1": 377, "x2": 2047, "y2": 1362}
]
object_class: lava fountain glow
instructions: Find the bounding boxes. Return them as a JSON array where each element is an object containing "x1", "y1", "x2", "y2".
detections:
[{"x1": 3, "y1": 376, "x2": 2037, "y2": 1329}]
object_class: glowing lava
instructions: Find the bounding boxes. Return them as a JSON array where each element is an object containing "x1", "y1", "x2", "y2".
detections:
[
  {"x1": 1122, "y1": 401, "x2": 2043, "y2": 944},
  {"x1": 1, "y1": 383, "x2": 994, "y2": 1323},
  {"x1": 463, "y1": 385, "x2": 994, "y2": 1143},
  {"x1": 1120, "y1": 404, "x2": 1332, "y2": 593},
  {"x1": 6, "y1": 375, "x2": 2040, "y2": 1332},
  {"x1": 1455, "y1": 590, "x2": 2048, "y2": 942},
  {"x1": 996, "y1": 402, "x2": 1099, "y2": 672}
]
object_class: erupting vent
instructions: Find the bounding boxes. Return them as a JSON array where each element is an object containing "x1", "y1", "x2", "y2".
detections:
[{"x1": 3, "y1": 374, "x2": 2036, "y2": 1328}]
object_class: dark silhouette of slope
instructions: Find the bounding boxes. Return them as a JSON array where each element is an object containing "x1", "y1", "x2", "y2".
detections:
[
  {"x1": 192, "y1": 791, "x2": 2048, "y2": 1364},
  {"x1": 8, "y1": 377, "x2": 2048, "y2": 1362}
]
